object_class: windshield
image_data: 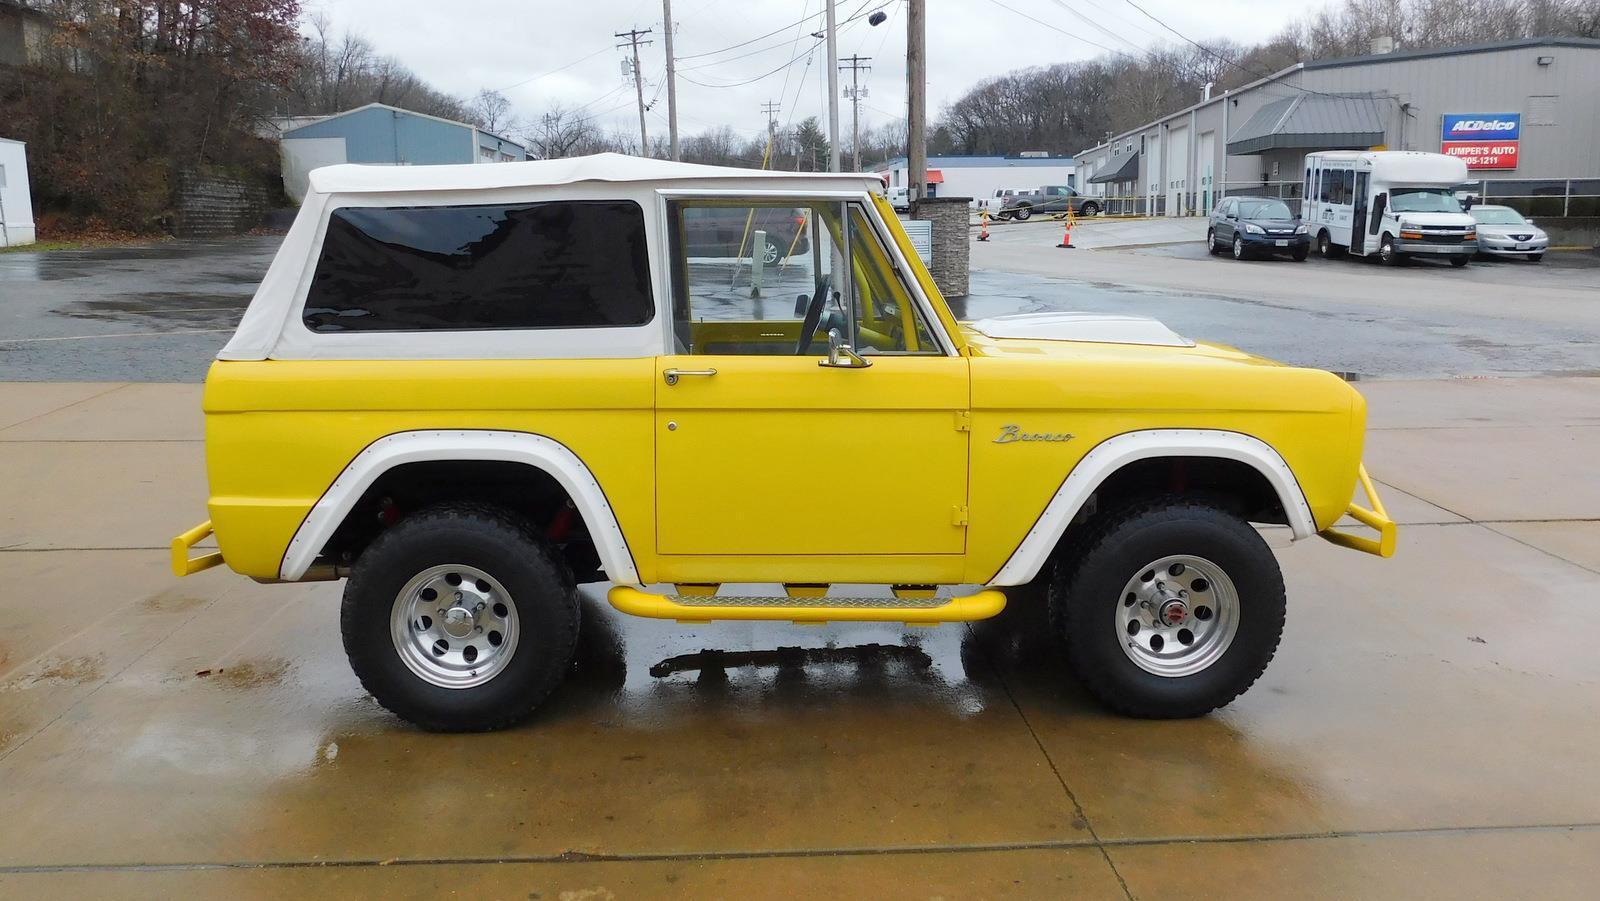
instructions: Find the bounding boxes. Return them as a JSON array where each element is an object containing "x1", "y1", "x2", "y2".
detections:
[
  {"x1": 1470, "y1": 206, "x2": 1526, "y2": 225},
  {"x1": 1237, "y1": 200, "x2": 1293, "y2": 219},
  {"x1": 1389, "y1": 188, "x2": 1463, "y2": 214}
]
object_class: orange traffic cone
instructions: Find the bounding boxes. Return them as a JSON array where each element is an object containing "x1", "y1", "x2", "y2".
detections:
[
  {"x1": 977, "y1": 210, "x2": 990, "y2": 242},
  {"x1": 1057, "y1": 217, "x2": 1075, "y2": 249}
]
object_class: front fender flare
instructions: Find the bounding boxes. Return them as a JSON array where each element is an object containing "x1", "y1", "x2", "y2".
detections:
[
  {"x1": 279, "y1": 430, "x2": 640, "y2": 585},
  {"x1": 987, "y1": 429, "x2": 1316, "y2": 587}
]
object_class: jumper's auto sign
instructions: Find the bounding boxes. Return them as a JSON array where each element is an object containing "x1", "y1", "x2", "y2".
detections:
[{"x1": 1441, "y1": 113, "x2": 1520, "y2": 170}]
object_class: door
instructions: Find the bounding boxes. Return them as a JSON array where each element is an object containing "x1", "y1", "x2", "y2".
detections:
[
  {"x1": 1166, "y1": 124, "x2": 1188, "y2": 216},
  {"x1": 655, "y1": 198, "x2": 968, "y2": 557},
  {"x1": 1350, "y1": 171, "x2": 1370, "y2": 255}
]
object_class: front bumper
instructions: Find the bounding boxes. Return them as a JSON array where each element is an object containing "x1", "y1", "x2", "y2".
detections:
[
  {"x1": 1318, "y1": 465, "x2": 1398, "y2": 558},
  {"x1": 1395, "y1": 239, "x2": 1475, "y2": 257},
  {"x1": 1240, "y1": 232, "x2": 1311, "y2": 251},
  {"x1": 172, "y1": 520, "x2": 224, "y2": 576},
  {"x1": 1477, "y1": 236, "x2": 1548, "y2": 256}
]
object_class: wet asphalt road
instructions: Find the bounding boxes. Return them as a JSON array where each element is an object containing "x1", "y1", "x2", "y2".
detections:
[{"x1": 5, "y1": 233, "x2": 1600, "y2": 380}]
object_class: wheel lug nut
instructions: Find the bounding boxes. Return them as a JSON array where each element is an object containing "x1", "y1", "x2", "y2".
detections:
[{"x1": 454, "y1": 591, "x2": 463, "y2": 601}]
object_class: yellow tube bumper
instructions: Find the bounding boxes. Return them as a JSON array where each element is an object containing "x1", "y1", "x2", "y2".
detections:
[
  {"x1": 1318, "y1": 465, "x2": 1398, "y2": 558},
  {"x1": 171, "y1": 520, "x2": 225, "y2": 577},
  {"x1": 607, "y1": 585, "x2": 1007, "y2": 625}
]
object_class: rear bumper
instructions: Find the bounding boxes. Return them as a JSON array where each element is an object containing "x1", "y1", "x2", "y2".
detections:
[{"x1": 1317, "y1": 465, "x2": 1398, "y2": 558}]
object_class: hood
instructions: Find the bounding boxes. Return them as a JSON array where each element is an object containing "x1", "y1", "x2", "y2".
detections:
[
  {"x1": 1391, "y1": 211, "x2": 1474, "y2": 227},
  {"x1": 967, "y1": 312, "x2": 1194, "y2": 347}
]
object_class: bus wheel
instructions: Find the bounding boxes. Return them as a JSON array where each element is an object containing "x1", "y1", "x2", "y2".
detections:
[
  {"x1": 1317, "y1": 231, "x2": 1340, "y2": 258},
  {"x1": 1379, "y1": 235, "x2": 1404, "y2": 266}
]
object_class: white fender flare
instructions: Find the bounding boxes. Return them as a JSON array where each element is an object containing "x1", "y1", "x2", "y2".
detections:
[
  {"x1": 280, "y1": 430, "x2": 640, "y2": 585},
  {"x1": 987, "y1": 429, "x2": 1316, "y2": 587}
]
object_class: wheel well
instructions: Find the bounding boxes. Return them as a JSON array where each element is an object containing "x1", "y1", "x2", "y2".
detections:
[
  {"x1": 318, "y1": 460, "x2": 600, "y2": 579},
  {"x1": 1053, "y1": 456, "x2": 1288, "y2": 560}
]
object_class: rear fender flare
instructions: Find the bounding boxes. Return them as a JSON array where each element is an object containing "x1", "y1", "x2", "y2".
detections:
[{"x1": 280, "y1": 430, "x2": 640, "y2": 585}]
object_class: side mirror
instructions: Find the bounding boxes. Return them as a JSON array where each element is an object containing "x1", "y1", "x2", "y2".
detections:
[{"x1": 819, "y1": 327, "x2": 871, "y2": 369}]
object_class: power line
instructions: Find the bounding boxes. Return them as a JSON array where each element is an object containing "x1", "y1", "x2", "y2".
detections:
[
  {"x1": 980, "y1": 0, "x2": 1124, "y2": 56},
  {"x1": 677, "y1": 39, "x2": 821, "y2": 88},
  {"x1": 496, "y1": 45, "x2": 613, "y2": 93}
]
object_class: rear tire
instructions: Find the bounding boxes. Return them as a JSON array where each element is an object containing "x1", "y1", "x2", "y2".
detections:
[
  {"x1": 1048, "y1": 498, "x2": 1285, "y2": 718},
  {"x1": 341, "y1": 502, "x2": 579, "y2": 732},
  {"x1": 1014, "y1": 204, "x2": 1032, "y2": 221}
]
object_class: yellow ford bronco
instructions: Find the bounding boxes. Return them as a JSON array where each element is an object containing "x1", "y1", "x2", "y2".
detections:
[{"x1": 174, "y1": 154, "x2": 1395, "y2": 731}]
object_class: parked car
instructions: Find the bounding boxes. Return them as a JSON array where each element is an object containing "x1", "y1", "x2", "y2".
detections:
[
  {"x1": 173, "y1": 153, "x2": 1395, "y2": 733},
  {"x1": 997, "y1": 184, "x2": 1100, "y2": 220},
  {"x1": 1468, "y1": 204, "x2": 1548, "y2": 262},
  {"x1": 1208, "y1": 196, "x2": 1310, "y2": 261},
  {"x1": 886, "y1": 185, "x2": 910, "y2": 212}
]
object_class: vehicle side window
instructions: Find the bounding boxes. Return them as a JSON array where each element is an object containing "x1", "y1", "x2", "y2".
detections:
[
  {"x1": 667, "y1": 200, "x2": 941, "y2": 356},
  {"x1": 302, "y1": 201, "x2": 653, "y2": 332}
]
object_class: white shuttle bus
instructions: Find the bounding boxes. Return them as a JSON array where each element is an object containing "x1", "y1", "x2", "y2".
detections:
[{"x1": 1303, "y1": 151, "x2": 1477, "y2": 267}]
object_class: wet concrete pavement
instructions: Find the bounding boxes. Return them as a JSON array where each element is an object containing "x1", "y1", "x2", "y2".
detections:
[
  {"x1": 6, "y1": 233, "x2": 1600, "y2": 380},
  {"x1": 3, "y1": 378, "x2": 1600, "y2": 898}
]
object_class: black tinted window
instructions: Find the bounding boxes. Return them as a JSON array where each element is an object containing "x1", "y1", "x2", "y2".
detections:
[{"x1": 303, "y1": 201, "x2": 653, "y2": 332}]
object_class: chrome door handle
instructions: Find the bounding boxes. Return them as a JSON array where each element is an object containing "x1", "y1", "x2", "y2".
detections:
[{"x1": 663, "y1": 368, "x2": 717, "y2": 386}]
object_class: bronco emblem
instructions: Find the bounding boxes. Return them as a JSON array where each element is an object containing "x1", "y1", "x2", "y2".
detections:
[{"x1": 993, "y1": 424, "x2": 1075, "y2": 444}]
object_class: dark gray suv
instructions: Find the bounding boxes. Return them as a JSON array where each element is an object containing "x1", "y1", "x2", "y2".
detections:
[{"x1": 1207, "y1": 197, "x2": 1310, "y2": 261}]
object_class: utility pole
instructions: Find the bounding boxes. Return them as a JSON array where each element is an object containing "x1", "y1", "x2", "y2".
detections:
[
  {"x1": 615, "y1": 27, "x2": 652, "y2": 157},
  {"x1": 839, "y1": 54, "x2": 871, "y2": 172},
  {"x1": 661, "y1": 0, "x2": 679, "y2": 160},
  {"x1": 824, "y1": 0, "x2": 840, "y2": 172},
  {"x1": 906, "y1": 0, "x2": 926, "y2": 203},
  {"x1": 760, "y1": 99, "x2": 780, "y2": 164}
]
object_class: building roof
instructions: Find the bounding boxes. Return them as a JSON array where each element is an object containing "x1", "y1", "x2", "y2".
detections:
[
  {"x1": 1075, "y1": 35, "x2": 1600, "y2": 158},
  {"x1": 1303, "y1": 36, "x2": 1600, "y2": 71},
  {"x1": 1226, "y1": 93, "x2": 1387, "y2": 155},
  {"x1": 878, "y1": 155, "x2": 1075, "y2": 170},
  {"x1": 0, "y1": 137, "x2": 26, "y2": 145},
  {"x1": 307, "y1": 152, "x2": 884, "y2": 195},
  {"x1": 282, "y1": 102, "x2": 526, "y2": 153},
  {"x1": 1088, "y1": 151, "x2": 1139, "y2": 184}
]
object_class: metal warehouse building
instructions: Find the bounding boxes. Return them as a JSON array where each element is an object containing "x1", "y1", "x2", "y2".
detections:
[
  {"x1": 278, "y1": 103, "x2": 528, "y2": 204},
  {"x1": 1075, "y1": 37, "x2": 1600, "y2": 218}
]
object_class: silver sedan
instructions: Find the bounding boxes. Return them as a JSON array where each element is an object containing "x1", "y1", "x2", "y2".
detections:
[{"x1": 1469, "y1": 204, "x2": 1549, "y2": 262}]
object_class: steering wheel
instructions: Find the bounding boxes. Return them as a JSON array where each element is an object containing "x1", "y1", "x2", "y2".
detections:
[{"x1": 794, "y1": 273, "x2": 834, "y2": 355}]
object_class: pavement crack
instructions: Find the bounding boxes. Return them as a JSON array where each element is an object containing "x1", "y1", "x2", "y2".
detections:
[{"x1": 963, "y1": 623, "x2": 1137, "y2": 901}]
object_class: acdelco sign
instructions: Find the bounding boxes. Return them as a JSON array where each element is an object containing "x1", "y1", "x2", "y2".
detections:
[
  {"x1": 1442, "y1": 113, "x2": 1521, "y2": 170},
  {"x1": 1442, "y1": 114, "x2": 1521, "y2": 142}
]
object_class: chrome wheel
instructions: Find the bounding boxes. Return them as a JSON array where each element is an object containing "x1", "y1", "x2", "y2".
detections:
[
  {"x1": 390, "y1": 564, "x2": 520, "y2": 689},
  {"x1": 1114, "y1": 555, "x2": 1239, "y2": 677}
]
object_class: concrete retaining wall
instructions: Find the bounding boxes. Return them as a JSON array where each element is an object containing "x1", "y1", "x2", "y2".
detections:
[{"x1": 174, "y1": 172, "x2": 270, "y2": 238}]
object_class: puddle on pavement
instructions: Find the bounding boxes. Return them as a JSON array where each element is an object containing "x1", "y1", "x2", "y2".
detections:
[
  {"x1": 55, "y1": 291, "x2": 249, "y2": 328},
  {"x1": 196, "y1": 657, "x2": 294, "y2": 689}
]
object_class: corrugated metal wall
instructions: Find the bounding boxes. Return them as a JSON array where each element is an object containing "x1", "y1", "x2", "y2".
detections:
[{"x1": 285, "y1": 107, "x2": 473, "y2": 166}]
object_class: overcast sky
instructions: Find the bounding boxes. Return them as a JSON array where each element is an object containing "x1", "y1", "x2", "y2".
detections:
[{"x1": 303, "y1": 0, "x2": 1331, "y2": 144}]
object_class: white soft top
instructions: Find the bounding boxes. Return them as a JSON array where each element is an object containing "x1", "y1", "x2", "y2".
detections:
[
  {"x1": 307, "y1": 152, "x2": 883, "y2": 194},
  {"x1": 221, "y1": 154, "x2": 883, "y2": 362}
]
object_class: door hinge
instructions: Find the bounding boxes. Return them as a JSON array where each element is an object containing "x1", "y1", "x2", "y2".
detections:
[
  {"x1": 951, "y1": 505, "x2": 969, "y2": 526},
  {"x1": 954, "y1": 411, "x2": 971, "y2": 432}
]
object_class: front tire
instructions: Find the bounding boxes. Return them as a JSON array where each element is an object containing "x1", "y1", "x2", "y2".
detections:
[
  {"x1": 1317, "y1": 231, "x2": 1341, "y2": 258},
  {"x1": 1081, "y1": 201, "x2": 1100, "y2": 216},
  {"x1": 1449, "y1": 256, "x2": 1469, "y2": 268},
  {"x1": 1014, "y1": 204, "x2": 1032, "y2": 221},
  {"x1": 1379, "y1": 234, "x2": 1402, "y2": 266},
  {"x1": 1528, "y1": 253, "x2": 1543, "y2": 262},
  {"x1": 1206, "y1": 229, "x2": 1220, "y2": 254},
  {"x1": 1291, "y1": 245, "x2": 1309, "y2": 262},
  {"x1": 1231, "y1": 235, "x2": 1246, "y2": 260},
  {"x1": 341, "y1": 502, "x2": 579, "y2": 732},
  {"x1": 1049, "y1": 499, "x2": 1286, "y2": 718}
]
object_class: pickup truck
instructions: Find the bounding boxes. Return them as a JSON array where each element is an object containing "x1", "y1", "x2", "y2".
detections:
[
  {"x1": 172, "y1": 153, "x2": 1395, "y2": 732},
  {"x1": 998, "y1": 185, "x2": 1101, "y2": 220}
]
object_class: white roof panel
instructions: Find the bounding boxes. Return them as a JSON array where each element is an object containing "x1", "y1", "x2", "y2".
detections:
[{"x1": 307, "y1": 152, "x2": 882, "y2": 195}]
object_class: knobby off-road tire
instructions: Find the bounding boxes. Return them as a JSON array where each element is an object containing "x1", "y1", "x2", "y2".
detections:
[
  {"x1": 341, "y1": 502, "x2": 579, "y2": 732},
  {"x1": 1048, "y1": 498, "x2": 1286, "y2": 718}
]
